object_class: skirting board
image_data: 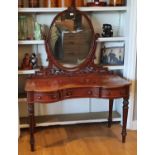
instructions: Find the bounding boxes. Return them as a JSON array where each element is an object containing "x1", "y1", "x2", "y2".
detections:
[
  {"x1": 20, "y1": 111, "x2": 121, "y2": 128},
  {"x1": 131, "y1": 120, "x2": 137, "y2": 130}
]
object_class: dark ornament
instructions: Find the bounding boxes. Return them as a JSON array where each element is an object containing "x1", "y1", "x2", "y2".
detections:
[
  {"x1": 30, "y1": 53, "x2": 38, "y2": 69},
  {"x1": 102, "y1": 24, "x2": 113, "y2": 37}
]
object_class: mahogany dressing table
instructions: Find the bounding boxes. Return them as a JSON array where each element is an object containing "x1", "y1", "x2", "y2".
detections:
[{"x1": 25, "y1": 1, "x2": 131, "y2": 151}]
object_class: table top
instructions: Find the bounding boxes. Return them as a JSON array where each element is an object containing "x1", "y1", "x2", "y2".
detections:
[{"x1": 25, "y1": 73, "x2": 131, "y2": 92}]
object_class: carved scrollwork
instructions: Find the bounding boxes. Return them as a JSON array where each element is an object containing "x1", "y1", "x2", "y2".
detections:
[
  {"x1": 123, "y1": 98, "x2": 129, "y2": 110},
  {"x1": 33, "y1": 63, "x2": 108, "y2": 78}
]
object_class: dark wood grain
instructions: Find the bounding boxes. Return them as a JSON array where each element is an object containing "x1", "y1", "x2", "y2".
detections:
[
  {"x1": 108, "y1": 99, "x2": 113, "y2": 128},
  {"x1": 122, "y1": 97, "x2": 129, "y2": 143},
  {"x1": 26, "y1": 74, "x2": 130, "y2": 152},
  {"x1": 28, "y1": 101, "x2": 35, "y2": 151},
  {"x1": 25, "y1": 74, "x2": 130, "y2": 93}
]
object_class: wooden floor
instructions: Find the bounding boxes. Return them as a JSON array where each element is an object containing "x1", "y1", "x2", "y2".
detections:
[{"x1": 18, "y1": 123, "x2": 137, "y2": 155}]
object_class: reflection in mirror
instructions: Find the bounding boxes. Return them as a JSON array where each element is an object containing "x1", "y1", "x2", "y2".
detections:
[{"x1": 49, "y1": 10, "x2": 93, "y2": 68}]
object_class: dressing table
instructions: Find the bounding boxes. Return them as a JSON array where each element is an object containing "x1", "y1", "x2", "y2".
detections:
[{"x1": 25, "y1": 1, "x2": 131, "y2": 151}]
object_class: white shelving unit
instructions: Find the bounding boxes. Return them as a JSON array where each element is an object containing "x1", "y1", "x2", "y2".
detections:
[{"x1": 18, "y1": 4, "x2": 131, "y2": 127}]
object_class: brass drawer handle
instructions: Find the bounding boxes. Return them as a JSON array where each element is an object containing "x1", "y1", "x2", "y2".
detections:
[{"x1": 66, "y1": 91, "x2": 72, "y2": 96}]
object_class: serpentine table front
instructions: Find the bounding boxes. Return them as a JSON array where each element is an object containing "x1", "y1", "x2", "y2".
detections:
[{"x1": 25, "y1": 72, "x2": 130, "y2": 151}]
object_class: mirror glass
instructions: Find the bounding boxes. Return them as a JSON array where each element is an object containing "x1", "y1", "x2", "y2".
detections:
[{"x1": 49, "y1": 10, "x2": 93, "y2": 68}]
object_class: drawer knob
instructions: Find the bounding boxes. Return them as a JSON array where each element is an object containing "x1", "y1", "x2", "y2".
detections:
[
  {"x1": 66, "y1": 91, "x2": 72, "y2": 96},
  {"x1": 52, "y1": 95, "x2": 57, "y2": 99},
  {"x1": 37, "y1": 96, "x2": 41, "y2": 99},
  {"x1": 88, "y1": 90, "x2": 92, "y2": 95},
  {"x1": 85, "y1": 79, "x2": 90, "y2": 83}
]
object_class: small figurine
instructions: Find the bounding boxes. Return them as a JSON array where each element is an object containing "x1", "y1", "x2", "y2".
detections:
[
  {"x1": 30, "y1": 53, "x2": 38, "y2": 69},
  {"x1": 102, "y1": 24, "x2": 113, "y2": 37},
  {"x1": 21, "y1": 53, "x2": 32, "y2": 70}
]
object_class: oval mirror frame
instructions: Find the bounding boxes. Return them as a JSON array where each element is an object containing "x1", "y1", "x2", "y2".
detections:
[{"x1": 45, "y1": 7, "x2": 97, "y2": 72}]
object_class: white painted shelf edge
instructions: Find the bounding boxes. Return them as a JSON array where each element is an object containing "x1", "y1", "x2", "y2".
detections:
[
  {"x1": 18, "y1": 69, "x2": 40, "y2": 75},
  {"x1": 20, "y1": 118, "x2": 121, "y2": 128},
  {"x1": 97, "y1": 37, "x2": 126, "y2": 42},
  {"x1": 18, "y1": 37, "x2": 126, "y2": 45},
  {"x1": 19, "y1": 112, "x2": 121, "y2": 128},
  {"x1": 18, "y1": 40, "x2": 44, "y2": 45},
  {"x1": 18, "y1": 7, "x2": 127, "y2": 13},
  {"x1": 103, "y1": 65, "x2": 124, "y2": 70}
]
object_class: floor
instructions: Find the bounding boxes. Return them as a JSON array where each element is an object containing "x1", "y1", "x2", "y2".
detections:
[{"x1": 18, "y1": 123, "x2": 137, "y2": 155}]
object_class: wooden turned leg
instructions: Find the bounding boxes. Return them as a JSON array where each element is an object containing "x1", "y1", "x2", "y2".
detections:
[
  {"x1": 121, "y1": 98, "x2": 129, "y2": 143},
  {"x1": 108, "y1": 99, "x2": 113, "y2": 128},
  {"x1": 28, "y1": 103, "x2": 35, "y2": 151}
]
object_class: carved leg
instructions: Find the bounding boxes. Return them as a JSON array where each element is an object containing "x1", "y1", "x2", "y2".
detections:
[
  {"x1": 28, "y1": 103, "x2": 35, "y2": 151},
  {"x1": 122, "y1": 98, "x2": 129, "y2": 143},
  {"x1": 108, "y1": 99, "x2": 113, "y2": 128}
]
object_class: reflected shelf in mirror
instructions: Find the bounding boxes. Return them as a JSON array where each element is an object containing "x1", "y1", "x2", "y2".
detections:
[{"x1": 48, "y1": 9, "x2": 94, "y2": 69}]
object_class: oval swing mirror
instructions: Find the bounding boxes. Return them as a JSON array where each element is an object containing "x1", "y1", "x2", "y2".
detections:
[{"x1": 47, "y1": 8, "x2": 95, "y2": 69}]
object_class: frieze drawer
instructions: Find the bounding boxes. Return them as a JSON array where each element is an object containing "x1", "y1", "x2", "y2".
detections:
[
  {"x1": 62, "y1": 87, "x2": 99, "y2": 99},
  {"x1": 101, "y1": 87, "x2": 129, "y2": 98},
  {"x1": 34, "y1": 92, "x2": 59, "y2": 103}
]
